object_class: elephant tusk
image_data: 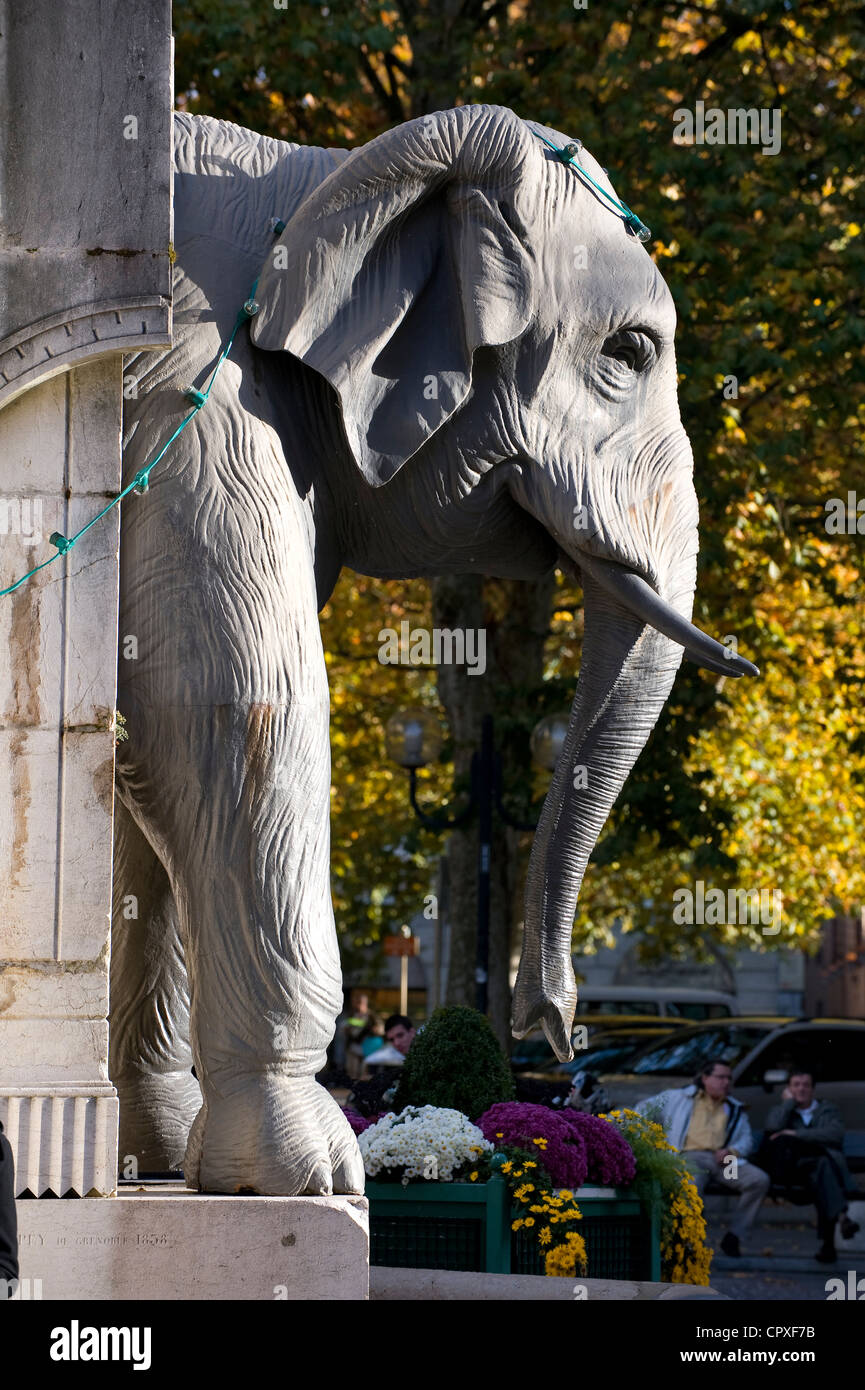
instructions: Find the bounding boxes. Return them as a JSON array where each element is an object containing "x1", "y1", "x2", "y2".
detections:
[
  {"x1": 682, "y1": 649, "x2": 755, "y2": 678},
  {"x1": 576, "y1": 552, "x2": 760, "y2": 678}
]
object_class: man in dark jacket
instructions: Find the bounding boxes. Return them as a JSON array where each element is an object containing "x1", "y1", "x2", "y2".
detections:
[
  {"x1": 0, "y1": 1120, "x2": 19, "y2": 1293},
  {"x1": 761, "y1": 1069, "x2": 859, "y2": 1263}
]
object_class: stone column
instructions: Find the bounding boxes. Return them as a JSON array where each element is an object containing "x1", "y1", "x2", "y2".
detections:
[
  {"x1": 0, "y1": 0, "x2": 172, "y2": 1197},
  {"x1": 0, "y1": 362, "x2": 123, "y2": 1195}
]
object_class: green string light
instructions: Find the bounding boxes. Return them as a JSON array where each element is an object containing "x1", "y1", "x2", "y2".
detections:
[
  {"x1": 534, "y1": 131, "x2": 652, "y2": 243},
  {"x1": 0, "y1": 278, "x2": 260, "y2": 599}
]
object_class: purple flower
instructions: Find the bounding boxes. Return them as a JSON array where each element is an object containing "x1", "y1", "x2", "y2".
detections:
[
  {"x1": 558, "y1": 1112, "x2": 636, "y2": 1187},
  {"x1": 475, "y1": 1102, "x2": 589, "y2": 1189},
  {"x1": 343, "y1": 1107, "x2": 372, "y2": 1136}
]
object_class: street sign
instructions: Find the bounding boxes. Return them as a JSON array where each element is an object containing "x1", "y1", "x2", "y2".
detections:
[{"x1": 383, "y1": 934, "x2": 420, "y2": 957}]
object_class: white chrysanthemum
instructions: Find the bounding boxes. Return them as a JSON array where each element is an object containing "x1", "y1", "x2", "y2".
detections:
[{"x1": 358, "y1": 1105, "x2": 491, "y2": 1182}]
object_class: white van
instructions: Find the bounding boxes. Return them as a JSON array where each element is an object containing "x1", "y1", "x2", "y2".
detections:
[{"x1": 574, "y1": 985, "x2": 738, "y2": 1021}]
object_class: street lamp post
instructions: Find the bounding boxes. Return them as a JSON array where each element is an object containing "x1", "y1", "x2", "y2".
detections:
[{"x1": 385, "y1": 708, "x2": 569, "y2": 1014}]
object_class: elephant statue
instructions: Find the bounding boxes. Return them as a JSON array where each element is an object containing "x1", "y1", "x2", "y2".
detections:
[{"x1": 111, "y1": 103, "x2": 757, "y2": 1196}]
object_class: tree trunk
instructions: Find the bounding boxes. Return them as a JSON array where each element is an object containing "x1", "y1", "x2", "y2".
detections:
[{"x1": 433, "y1": 572, "x2": 554, "y2": 1049}]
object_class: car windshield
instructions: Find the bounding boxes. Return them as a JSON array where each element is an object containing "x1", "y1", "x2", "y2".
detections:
[
  {"x1": 576, "y1": 1000, "x2": 661, "y2": 1015},
  {"x1": 666, "y1": 1002, "x2": 732, "y2": 1020},
  {"x1": 511, "y1": 1037, "x2": 558, "y2": 1066},
  {"x1": 576, "y1": 1034, "x2": 670, "y2": 1073},
  {"x1": 630, "y1": 1024, "x2": 773, "y2": 1075}
]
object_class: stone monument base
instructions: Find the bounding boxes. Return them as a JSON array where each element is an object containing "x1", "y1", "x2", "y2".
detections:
[{"x1": 16, "y1": 1185, "x2": 369, "y2": 1301}]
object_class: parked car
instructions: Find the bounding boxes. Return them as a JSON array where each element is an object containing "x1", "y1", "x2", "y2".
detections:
[
  {"x1": 596, "y1": 1017, "x2": 865, "y2": 1129},
  {"x1": 511, "y1": 1021, "x2": 687, "y2": 1082},
  {"x1": 573, "y1": 985, "x2": 738, "y2": 1020},
  {"x1": 572, "y1": 1028, "x2": 687, "y2": 1077}
]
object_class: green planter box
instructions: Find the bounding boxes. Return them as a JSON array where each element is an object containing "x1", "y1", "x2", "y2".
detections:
[
  {"x1": 366, "y1": 1177, "x2": 661, "y2": 1279},
  {"x1": 511, "y1": 1185, "x2": 662, "y2": 1281},
  {"x1": 366, "y1": 1175, "x2": 511, "y2": 1272}
]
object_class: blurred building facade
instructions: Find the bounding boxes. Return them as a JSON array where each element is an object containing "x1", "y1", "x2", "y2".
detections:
[{"x1": 804, "y1": 912, "x2": 865, "y2": 1018}]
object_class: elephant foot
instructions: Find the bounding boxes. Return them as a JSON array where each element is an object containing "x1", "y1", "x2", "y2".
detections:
[
  {"x1": 116, "y1": 1066, "x2": 202, "y2": 1175},
  {"x1": 511, "y1": 962, "x2": 577, "y2": 1064},
  {"x1": 184, "y1": 1073, "x2": 365, "y2": 1196}
]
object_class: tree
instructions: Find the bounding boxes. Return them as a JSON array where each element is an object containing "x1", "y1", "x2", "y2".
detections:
[{"x1": 173, "y1": 1, "x2": 864, "y2": 1013}]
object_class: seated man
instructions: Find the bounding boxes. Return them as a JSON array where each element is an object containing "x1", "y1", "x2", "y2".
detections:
[
  {"x1": 759, "y1": 1068, "x2": 859, "y2": 1264},
  {"x1": 637, "y1": 1057, "x2": 769, "y2": 1257}
]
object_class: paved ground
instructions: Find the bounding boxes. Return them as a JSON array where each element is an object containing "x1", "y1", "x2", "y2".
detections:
[
  {"x1": 704, "y1": 1205, "x2": 865, "y2": 1301},
  {"x1": 709, "y1": 1268, "x2": 849, "y2": 1301}
]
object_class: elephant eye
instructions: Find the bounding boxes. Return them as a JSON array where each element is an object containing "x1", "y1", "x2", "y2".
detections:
[{"x1": 601, "y1": 329, "x2": 657, "y2": 373}]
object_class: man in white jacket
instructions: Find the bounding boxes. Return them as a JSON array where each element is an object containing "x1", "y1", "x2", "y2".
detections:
[{"x1": 636, "y1": 1058, "x2": 770, "y2": 1257}]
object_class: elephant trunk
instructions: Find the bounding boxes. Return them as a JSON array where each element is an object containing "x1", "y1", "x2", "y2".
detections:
[{"x1": 512, "y1": 571, "x2": 688, "y2": 1060}]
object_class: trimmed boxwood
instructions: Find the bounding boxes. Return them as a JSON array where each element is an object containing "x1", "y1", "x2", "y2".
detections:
[{"x1": 393, "y1": 1005, "x2": 515, "y2": 1119}]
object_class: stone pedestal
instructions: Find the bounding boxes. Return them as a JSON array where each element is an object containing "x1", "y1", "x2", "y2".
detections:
[{"x1": 15, "y1": 1188, "x2": 369, "y2": 1301}]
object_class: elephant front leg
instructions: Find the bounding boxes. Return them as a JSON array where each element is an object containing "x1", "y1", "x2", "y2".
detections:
[{"x1": 160, "y1": 699, "x2": 363, "y2": 1197}]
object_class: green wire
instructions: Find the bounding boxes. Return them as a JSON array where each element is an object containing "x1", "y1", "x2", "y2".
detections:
[
  {"x1": 0, "y1": 279, "x2": 260, "y2": 598},
  {"x1": 534, "y1": 131, "x2": 651, "y2": 243}
]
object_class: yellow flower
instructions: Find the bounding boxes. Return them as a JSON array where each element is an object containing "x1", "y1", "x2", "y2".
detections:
[
  {"x1": 495, "y1": 1131, "x2": 504, "y2": 1138},
  {"x1": 539, "y1": 1227, "x2": 552, "y2": 1246},
  {"x1": 524, "y1": 1161, "x2": 537, "y2": 1169},
  {"x1": 500, "y1": 1161, "x2": 513, "y2": 1174},
  {"x1": 524, "y1": 1217, "x2": 535, "y2": 1228},
  {"x1": 512, "y1": 1218, "x2": 524, "y2": 1231},
  {"x1": 558, "y1": 1190, "x2": 574, "y2": 1200},
  {"x1": 544, "y1": 1247, "x2": 574, "y2": 1278},
  {"x1": 544, "y1": 1237, "x2": 585, "y2": 1278},
  {"x1": 469, "y1": 1172, "x2": 478, "y2": 1181}
]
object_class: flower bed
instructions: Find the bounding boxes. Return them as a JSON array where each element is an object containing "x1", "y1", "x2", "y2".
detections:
[
  {"x1": 359, "y1": 1104, "x2": 667, "y2": 1279},
  {"x1": 358, "y1": 1105, "x2": 491, "y2": 1181},
  {"x1": 366, "y1": 1171, "x2": 511, "y2": 1273},
  {"x1": 350, "y1": 1007, "x2": 710, "y2": 1283},
  {"x1": 602, "y1": 1109, "x2": 712, "y2": 1284},
  {"x1": 510, "y1": 1186, "x2": 661, "y2": 1282},
  {"x1": 476, "y1": 1102, "x2": 637, "y2": 1189}
]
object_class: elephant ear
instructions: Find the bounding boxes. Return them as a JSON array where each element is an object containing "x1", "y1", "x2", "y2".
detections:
[{"x1": 250, "y1": 106, "x2": 536, "y2": 485}]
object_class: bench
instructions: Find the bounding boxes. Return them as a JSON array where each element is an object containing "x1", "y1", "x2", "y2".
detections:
[{"x1": 704, "y1": 1130, "x2": 865, "y2": 1202}]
